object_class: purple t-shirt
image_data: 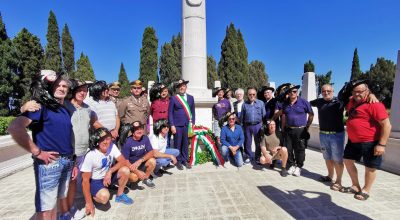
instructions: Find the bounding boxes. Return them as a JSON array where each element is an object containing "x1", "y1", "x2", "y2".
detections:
[
  {"x1": 121, "y1": 135, "x2": 153, "y2": 163},
  {"x1": 213, "y1": 98, "x2": 231, "y2": 120},
  {"x1": 282, "y1": 98, "x2": 313, "y2": 127}
]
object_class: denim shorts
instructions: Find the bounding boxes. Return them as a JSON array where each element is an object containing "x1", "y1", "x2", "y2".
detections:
[
  {"x1": 34, "y1": 156, "x2": 73, "y2": 212},
  {"x1": 344, "y1": 140, "x2": 382, "y2": 169},
  {"x1": 319, "y1": 132, "x2": 345, "y2": 163}
]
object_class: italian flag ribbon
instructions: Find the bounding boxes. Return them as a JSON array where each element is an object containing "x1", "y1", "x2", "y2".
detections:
[
  {"x1": 189, "y1": 125, "x2": 225, "y2": 166},
  {"x1": 175, "y1": 94, "x2": 193, "y2": 136}
]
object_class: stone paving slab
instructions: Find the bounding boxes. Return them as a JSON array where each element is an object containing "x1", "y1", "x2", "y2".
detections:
[{"x1": 0, "y1": 148, "x2": 399, "y2": 219}]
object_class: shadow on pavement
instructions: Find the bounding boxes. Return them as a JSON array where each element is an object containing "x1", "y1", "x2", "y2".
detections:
[{"x1": 258, "y1": 185, "x2": 372, "y2": 219}]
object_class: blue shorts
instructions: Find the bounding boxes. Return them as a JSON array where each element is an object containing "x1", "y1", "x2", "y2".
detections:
[
  {"x1": 319, "y1": 132, "x2": 345, "y2": 163},
  {"x1": 344, "y1": 140, "x2": 382, "y2": 169},
  {"x1": 90, "y1": 172, "x2": 118, "y2": 196},
  {"x1": 34, "y1": 156, "x2": 73, "y2": 212}
]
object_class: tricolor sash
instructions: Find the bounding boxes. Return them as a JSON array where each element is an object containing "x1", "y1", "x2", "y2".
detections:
[{"x1": 175, "y1": 94, "x2": 194, "y2": 136}]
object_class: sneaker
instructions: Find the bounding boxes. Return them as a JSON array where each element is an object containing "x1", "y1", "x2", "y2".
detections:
[
  {"x1": 115, "y1": 193, "x2": 134, "y2": 205},
  {"x1": 143, "y1": 179, "x2": 156, "y2": 188},
  {"x1": 287, "y1": 166, "x2": 296, "y2": 175},
  {"x1": 185, "y1": 163, "x2": 192, "y2": 169},
  {"x1": 128, "y1": 182, "x2": 145, "y2": 190},
  {"x1": 280, "y1": 169, "x2": 288, "y2": 177},
  {"x1": 244, "y1": 158, "x2": 251, "y2": 165},
  {"x1": 293, "y1": 167, "x2": 301, "y2": 177},
  {"x1": 176, "y1": 163, "x2": 184, "y2": 170},
  {"x1": 72, "y1": 208, "x2": 86, "y2": 220}
]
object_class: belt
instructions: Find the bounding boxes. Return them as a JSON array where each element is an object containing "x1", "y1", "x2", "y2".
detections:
[
  {"x1": 288, "y1": 126, "x2": 305, "y2": 129},
  {"x1": 245, "y1": 122, "x2": 261, "y2": 125},
  {"x1": 320, "y1": 131, "x2": 337, "y2": 134}
]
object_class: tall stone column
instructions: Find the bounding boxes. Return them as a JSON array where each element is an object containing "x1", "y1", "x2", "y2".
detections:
[
  {"x1": 301, "y1": 72, "x2": 319, "y2": 124},
  {"x1": 182, "y1": 0, "x2": 212, "y2": 99},
  {"x1": 390, "y1": 50, "x2": 400, "y2": 138}
]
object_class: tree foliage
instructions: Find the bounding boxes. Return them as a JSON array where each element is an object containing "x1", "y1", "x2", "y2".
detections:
[
  {"x1": 248, "y1": 60, "x2": 268, "y2": 89},
  {"x1": 75, "y1": 52, "x2": 95, "y2": 81},
  {"x1": 218, "y1": 23, "x2": 248, "y2": 89},
  {"x1": 44, "y1": 11, "x2": 62, "y2": 73},
  {"x1": 207, "y1": 55, "x2": 218, "y2": 89},
  {"x1": 350, "y1": 48, "x2": 362, "y2": 81},
  {"x1": 171, "y1": 33, "x2": 182, "y2": 75},
  {"x1": 118, "y1": 62, "x2": 130, "y2": 98},
  {"x1": 159, "y1": 43, "x2": 180, "y2": 87},
  {"x1": 0, "y1": 13, "x2": 17, "y2": 116},
  {"x1": 315, "y1": 70, "x2": 332, "y2": 96},
  {"x1": 139, "y1": 27, "x2": 158, "y2": 87},
  {"x1": 62, "y1": 24, "x2": 75, "y2": 77},
  {"x1": 304, "y1": 60, "x2": 315, "y2": 73},
  {"x1": 362, "y1": 58, "x2": 396, "y2": 108},
  {"x1": 13, "y1": 28, "x2": 44, "y2": 105}
]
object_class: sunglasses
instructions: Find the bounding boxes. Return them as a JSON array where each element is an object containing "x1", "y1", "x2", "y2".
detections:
[
  {"x1": 228, "y1": 118, "x2": 236, "y2": 121},
  {"x1": 132, "y1": 87, "x2": 141, "y2": 90},
  {"x1": 290, "y1": 90, "x2": 298, "y2": 94},
  {"x1": 248, "y1": 94, "x2": 256, "y2": 96}
]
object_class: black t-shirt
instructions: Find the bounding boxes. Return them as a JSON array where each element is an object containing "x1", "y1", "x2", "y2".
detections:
[
  {"x1": 264, "y1": 98, "x2": 277, "y2": 120},
  {"x1": 310, "y1": 97, "x2": 345, "y2": 132}
]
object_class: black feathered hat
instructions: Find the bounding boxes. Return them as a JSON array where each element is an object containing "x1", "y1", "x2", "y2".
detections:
[{"x1": 30, "y1": 70, "x2": 64, "y2": 110}]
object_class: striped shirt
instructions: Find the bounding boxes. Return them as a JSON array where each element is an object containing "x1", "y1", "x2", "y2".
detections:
[{"x1": 88, "y1": 99, "x2": 117, "y2": 131}]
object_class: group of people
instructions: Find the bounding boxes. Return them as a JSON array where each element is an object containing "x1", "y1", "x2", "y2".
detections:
[{"x1": 7, "y1": 68, "x2": 391, "y2": 219}]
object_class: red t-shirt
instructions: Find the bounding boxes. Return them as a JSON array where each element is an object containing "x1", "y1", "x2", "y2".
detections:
[
  {"x1": 150, "y1": 98, "x2": 169, "y2": 122},
  {"x1": 346, "y1": 100, "x2": 388, "y2": 143}
]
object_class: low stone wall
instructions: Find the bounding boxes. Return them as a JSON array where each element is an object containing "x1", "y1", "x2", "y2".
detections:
[{"x1": 308, "y1": 125, "x2": 400, "y2": 175}]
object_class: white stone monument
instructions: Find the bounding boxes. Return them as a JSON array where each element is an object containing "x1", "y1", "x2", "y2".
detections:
[
  {"x1": 390, "y1": 50, "x2": 400, "y2": 138},
  {"x1": 301, "y1": 72, "x2": 319, "y2": 124},
  {"x1": 182, "y1": 0, "x2": 214, "y2": 128}
]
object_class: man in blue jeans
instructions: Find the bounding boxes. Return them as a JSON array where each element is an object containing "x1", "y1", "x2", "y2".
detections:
[
  {"x1": 8, "y1": 70, "x2": 75, "y2": 220},
  {"x1": 220, "y1": 112, "x2": 244, "y2": 168},
  {"x1": 150, "y1": 119, "x2": 180, "y2": 175}
]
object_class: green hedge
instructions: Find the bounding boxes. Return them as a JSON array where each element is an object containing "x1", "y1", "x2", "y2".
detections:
[{"x1": 0, "y1": 117, "x2": 16, "y2": 135}]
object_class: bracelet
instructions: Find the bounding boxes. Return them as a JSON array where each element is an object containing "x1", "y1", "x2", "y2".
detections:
[
  {"x1": 377, "y1": 143, "x2": 386, "y2": 147},
  {"x1": 32, "y1": 149, "x2": 41, "y2": 158}
]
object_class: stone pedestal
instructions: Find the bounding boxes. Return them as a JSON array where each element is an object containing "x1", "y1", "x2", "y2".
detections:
[
  {"x1": 301, "y1": 72, "x2": 319, "y2": 124},
  {"x1": 390, "y1": 50, "x2": 400, "y2": 138}
]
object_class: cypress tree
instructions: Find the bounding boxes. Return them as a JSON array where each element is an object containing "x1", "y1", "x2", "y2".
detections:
[
  {"x1": 350, "y1": 48, "x2": 362, "y2": 81},
  {"x1": 75, "y1": 52, "x2": 95, "y2": 81},
  {"x1": 236, "y1": 30, "x2": 249, "y2": 88},
  {"x1": 139, "y1": 27, "x2": 158, "y2": 87},
  {"x1": 13, "y1": 28, "x2": 44, "y2": 104},
  {"x1": 44, "y1": 11, "x2": 62, "y2": 73},
  {"x1": 218, "y1": 23, "x2": 244, "y2": 89},
  {"x1": 248, "y1": 60, "x2": 268, "y2": 89},
  {"x1": 304, "y1": 60, "x2": 315, "y2": 73},
  {"x1": 62, "y1": 24, "x2": 75, "y2": 77},
  {"x1": 159, "y1": 43, "x2": 179, "y2": 87},
  {"x1": 207, "y1": 55, "x2": 218, "y2": 89},
  {"x1": 118, "y1": 62, "x2": 130, "y2": 98},
  {"x1": 0, "y1": 13, "x2": 18, "y2": 115},
  {"x1": 171, "y1": 33, "x2": 182, "y2": 74}
]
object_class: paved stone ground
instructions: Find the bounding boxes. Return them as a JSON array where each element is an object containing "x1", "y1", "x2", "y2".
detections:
[{"x1": 0, "y1": 148, "x2": 399, "y2": 220}]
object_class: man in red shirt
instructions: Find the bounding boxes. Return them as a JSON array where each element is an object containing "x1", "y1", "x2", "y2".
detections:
[{"x1": 343, "y1": 81, "x2": 391, "y2": 201}]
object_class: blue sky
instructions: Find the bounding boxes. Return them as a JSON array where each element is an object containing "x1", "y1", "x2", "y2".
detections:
[{"x1": 1, "y1": 0, "x2": 399, "y2": 92}]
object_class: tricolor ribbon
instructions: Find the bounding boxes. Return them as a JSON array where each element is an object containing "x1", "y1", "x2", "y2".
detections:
[{"x1": 189, "y1": 125, "x2": 225, "y2": 166}]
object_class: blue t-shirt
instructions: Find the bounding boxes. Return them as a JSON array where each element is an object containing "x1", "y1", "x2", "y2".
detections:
[
  {"x1": 282, "y1": 98, "x2": 313, "y2": 127},
  {"x1": 121, "y1": 135, "x2": 153, "y2": 163},
  {"x1": 23, "y1": 105, "x2": 73, "y2": 155}
]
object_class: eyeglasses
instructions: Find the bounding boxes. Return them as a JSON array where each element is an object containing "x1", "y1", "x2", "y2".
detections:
[
  {"x1": 111, "y1": 88, "x2": 120, "y2": 91},
  {"x1": 352, "y1": 89, "x2": 367, "y2": 95},
  {"x1": 322, "y1": 90, "x2": 332, "y2": 93},
  {"x1": 248, "y1": 94, "x2": 256, "y2": 96},
  {"x1": 228, "y1": 118, "x2": 236, "y2": 121},
  {"x1": 132, "y1": 87, "x2": 141, "y2": 90}
]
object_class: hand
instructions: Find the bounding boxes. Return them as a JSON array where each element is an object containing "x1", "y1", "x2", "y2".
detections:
[
  {"x1": 129, "y1": 160, "x2": 141, "y2": 171},
  {"x1": 36, "y1": 151, "x2": 59, "y2": 165},
  {"x1": 71, "y1": 166, "x2": 79, "y2": 180},
  {"x1": 229, "y1": 146, "x2": 237, "y2": 155},
  {"x1": 103, "y1": 171, "x2": 112, "y2": 187},
  {"x1": 85, "y1": 202, "x2": 95, "y2": 217},
  {"x1": 135, "y1": 170, "x2": 146, "y2": 180},
  {"x1": 367, "y1": 93, "x2": 379, "y2": 103},
  {"x1": 170, "y1": 155, "x2": 177, "y2": 165},
  {"x1": 374, "y1": 145, "x2": 385, "y2": 156},
  {"x1": 171, "y1": 126, "x2": 177, "y2": 134},
  {"x1": 110, "y1": 129, "x2": 119, "y2": 140},
  {"x1": 21, "y1": 100, "x2": 40, "y2": 113}
]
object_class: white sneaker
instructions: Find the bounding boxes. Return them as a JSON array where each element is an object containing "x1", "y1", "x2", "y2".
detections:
[
  {"x1": 293, "y1": 167, "x2": 301, "y2": 177},
  {"x1": 72, "y1": 208, "x2": 86, "y2": 220},
  {"x1": 287, "y1": 166, "x2": 296, "y2": 175},
  {"x1": 244, "y1": 158, "x2": 251, "y2": 165}
]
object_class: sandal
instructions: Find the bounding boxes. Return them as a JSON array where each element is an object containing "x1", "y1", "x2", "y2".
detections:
[
  {"x1": 339, "y1": 186, "x2": 358, "y2": 194},
  {"x1": 354, "y1": 191, "x2": 369, "y2": 201},
  {"x1": 318, "y1": 175, "x2": 333, "y2": 182},
  {"x1": 330, "y1": 183, "x2": 343, "y2": 191}
]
